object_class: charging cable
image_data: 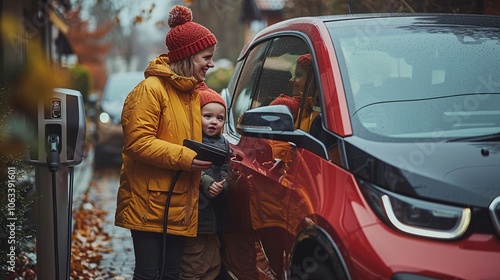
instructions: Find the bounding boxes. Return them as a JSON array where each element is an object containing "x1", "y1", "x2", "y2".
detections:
[
  {"x1": 159, "y1": 170, "x2": 183, "y2": 280},
  {"x1": 47, "y1": 133, "x2": 61, "y2": 280},
  {"x1": 158, "y1": 139, "x2": 226, "y2": 279},
  {"x1": 67, "y1": 167, "x2": 74, "y2": 280}
]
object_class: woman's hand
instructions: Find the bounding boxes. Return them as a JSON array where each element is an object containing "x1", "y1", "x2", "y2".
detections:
[
  {"x1": 208, "y1": 179, "x2": 226, "y2": 197},
  {"x1": 191, "y1": 158, "x2": 213, "y2": 171}
]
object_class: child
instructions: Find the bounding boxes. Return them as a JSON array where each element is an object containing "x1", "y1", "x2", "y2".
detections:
[{"x1": 180, "y1": 83, "x2": 230, "y2": 280}]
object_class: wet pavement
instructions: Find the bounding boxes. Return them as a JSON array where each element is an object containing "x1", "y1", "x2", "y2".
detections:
[
  {"x1": 89, "y1": 167, "x2": 134, "y2": 279},
  {"x1": 71, "y1": 151, "x2": 135, "y2": 279}
]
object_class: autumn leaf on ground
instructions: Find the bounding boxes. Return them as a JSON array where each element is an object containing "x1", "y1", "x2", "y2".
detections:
[{"x1": 70, "y1": 201, "x2": 116, "y2": 279}]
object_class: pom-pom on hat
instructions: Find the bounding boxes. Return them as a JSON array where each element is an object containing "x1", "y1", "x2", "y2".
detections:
[
  {"x1": 198, "y1": 83, "x2": 226, "y2": 110},
  {"x1": 296, "y1": 54, "x2": 312, "y2": 68},
  {"x1": 165, "y1": 5, "x2": 217, "y2": 62}
]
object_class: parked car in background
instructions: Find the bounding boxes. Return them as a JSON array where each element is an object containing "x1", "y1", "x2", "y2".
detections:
[
  {"x1": 93, "y1": 71, "x2": 144, "y2": 168},
  {"x1": 220, "y1": 13, "x2": 500, "y2": 279}
]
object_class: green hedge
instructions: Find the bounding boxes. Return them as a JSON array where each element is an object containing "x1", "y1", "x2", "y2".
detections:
[
  {"x1": 205, "y1": 67, "x2": 234, "y2": 93},
  {"x1": 0, "y1": 87, "x2": 36, "y2": 277},
  {"x1": 68, "y1": 65, "x2": 92, "y2": 103}
]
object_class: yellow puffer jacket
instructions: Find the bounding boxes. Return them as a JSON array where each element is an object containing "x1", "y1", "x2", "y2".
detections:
[{"x1": 115, "y1": 54, "x2": 203, "y2": 237}]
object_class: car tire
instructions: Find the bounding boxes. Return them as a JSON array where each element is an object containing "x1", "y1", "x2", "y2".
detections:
[{"x1": 291, "y1": 260, "x2": 337, "y2": 280}]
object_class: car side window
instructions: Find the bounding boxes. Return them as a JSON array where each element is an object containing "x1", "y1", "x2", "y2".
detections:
[
  {"x1": 224, "y1": 60, "x2": 243, "y2": 135},
  {"x1": 229, "y1": 35, "x2": 326, "y2": 146},
  {"x1": 251, "y1": 37, "x2": 297, "y2": 108},
  {"x1": 229, "y1": 41, "x2": 270, "y2": 137},
  {"x1": 250, "y1": 37, "x2": 316, "y2": 127},
  {"x1": 294, "y1": 54, "x2": 321, "y2": 133}
]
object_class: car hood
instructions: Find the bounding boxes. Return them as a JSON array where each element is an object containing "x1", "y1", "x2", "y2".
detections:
[{"x1": 344, "y1": 136, "x2": 500, "y2": 208}]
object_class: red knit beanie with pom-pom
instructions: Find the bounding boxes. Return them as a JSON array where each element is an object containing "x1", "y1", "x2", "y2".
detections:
[
  {"x1": 165, "y1": 5, "x2": 217, "y2": 62},
  {"x1": 296, "y1": 54, "x2": 312, "y2": 68}
]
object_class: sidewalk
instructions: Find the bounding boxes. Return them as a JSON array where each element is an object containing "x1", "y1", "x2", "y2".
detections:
[
  {"x1": 71, "y1": 151, "x2": 134, "y2": 279},
  {"x1": 87, "y1": 168, "x2": 134, "y2": 279}
]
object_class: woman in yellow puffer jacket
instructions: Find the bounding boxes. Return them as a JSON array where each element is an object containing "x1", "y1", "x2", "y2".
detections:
[{"x1": 114, "y1": 5, "x2": 218, "y2": 280}]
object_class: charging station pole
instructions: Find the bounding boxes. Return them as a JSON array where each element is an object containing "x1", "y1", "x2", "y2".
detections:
[
  {"x1": 34, "y1": 165, "x2": 70, "y2": 279},
  {"x1": 26, "y1": 88, "x2": 86, "y2": 280}
]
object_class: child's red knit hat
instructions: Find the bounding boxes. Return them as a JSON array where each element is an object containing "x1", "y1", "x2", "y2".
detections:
[
  {"x1": 269, "y1": 94, "x2": 300, "y2": 119},
  {"x1": 198, "y1": 83, "x2": 226, "y2": 110},
  {"x1": 165, "y1": 5, "x2": 217, "y2": 62}
]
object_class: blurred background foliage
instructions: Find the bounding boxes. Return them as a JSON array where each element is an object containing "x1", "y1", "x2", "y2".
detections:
[
  {"x1": 66, "y1": 65, "x2": 92, "y2": 103},
  {"x1": 205, "y1": 66, "x2": 234, "y2": 93},
  {"x1": 0, "y1": 85, "x2": 37, "y2": 278},
  {"x1": 0, "y1": 14, "x2": 70, "y2": 277}
]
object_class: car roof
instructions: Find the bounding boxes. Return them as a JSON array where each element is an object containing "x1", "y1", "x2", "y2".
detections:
[{"x1": 239, "y1": 13, "x2": 500, "y2": 59}]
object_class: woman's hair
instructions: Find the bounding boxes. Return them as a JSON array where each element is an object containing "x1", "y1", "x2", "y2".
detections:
[{"x1": 169, "y1": 56, "x2": 194, "y2": 78}]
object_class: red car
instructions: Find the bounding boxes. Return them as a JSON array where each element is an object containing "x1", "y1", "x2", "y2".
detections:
[{"x1": 219, "y1": 13, "x2": 500, "y2": 279}]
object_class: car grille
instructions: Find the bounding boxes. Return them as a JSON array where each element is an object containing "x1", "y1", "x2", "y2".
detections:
[{"x1": 489, "y1": 197, "x2": 500, "y2": 237}]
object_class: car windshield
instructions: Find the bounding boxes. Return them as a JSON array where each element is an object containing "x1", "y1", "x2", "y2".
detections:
[
  {"x1": 328, "y1": 16, "x2": 500, "y2": 141},
  {"x1": 103, "y1": 74, "x2": 142, "y2": 104},
  {"x1": 101, "y1": 72, "x2": 144, "y2": 119}
]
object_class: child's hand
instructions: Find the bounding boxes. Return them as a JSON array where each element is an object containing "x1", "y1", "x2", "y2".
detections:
[{"x1": 208, "y1": 179, "x2": 226, "y2": 197}]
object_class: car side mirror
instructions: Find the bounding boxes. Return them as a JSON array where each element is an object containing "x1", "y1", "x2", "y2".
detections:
[
  {"x1": 237, "y1": 105, "x2": 329, "y2": 159},
  {"x1": 237, "y1": 105, "x2": 294, "y2": 131}
]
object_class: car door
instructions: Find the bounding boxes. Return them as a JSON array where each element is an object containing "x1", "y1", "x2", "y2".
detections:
[
  {"x1": 223, "y1": 35, "x2": 315, "y2": 279},
  {"x1": 222, "y1": 39, "x2": 273, "y2": 279}
]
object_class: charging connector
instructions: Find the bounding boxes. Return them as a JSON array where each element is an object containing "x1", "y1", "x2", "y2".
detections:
[{"x1": 47, "y1": 134, "x2": 61, "y2": 172}]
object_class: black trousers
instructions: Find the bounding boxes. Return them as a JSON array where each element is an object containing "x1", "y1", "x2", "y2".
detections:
[{"x1": 131, "y1": 230, "x2": 187, "y2": 280}]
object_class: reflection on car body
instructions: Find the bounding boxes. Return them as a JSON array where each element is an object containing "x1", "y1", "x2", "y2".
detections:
[{"x1": 220, "y1": 13, "x2": 500, "y2": 279}]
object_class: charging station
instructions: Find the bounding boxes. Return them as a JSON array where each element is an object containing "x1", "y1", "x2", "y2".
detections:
[{"x1": 25, "y1": 88, "x2": 86, "y2": 280}]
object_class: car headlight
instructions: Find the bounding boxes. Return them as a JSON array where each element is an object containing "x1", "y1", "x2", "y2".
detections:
[
  {"x1": 359, "y1": 179, "x2": 471, "y2": 240},
  {"x1": 99, "y1": 112, "x2": 111, "y2": 124}
]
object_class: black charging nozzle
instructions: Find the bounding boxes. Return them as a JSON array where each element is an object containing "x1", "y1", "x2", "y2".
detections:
[{"x1": 47, "y1": 133, "x2": 61, "y2": 172}]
